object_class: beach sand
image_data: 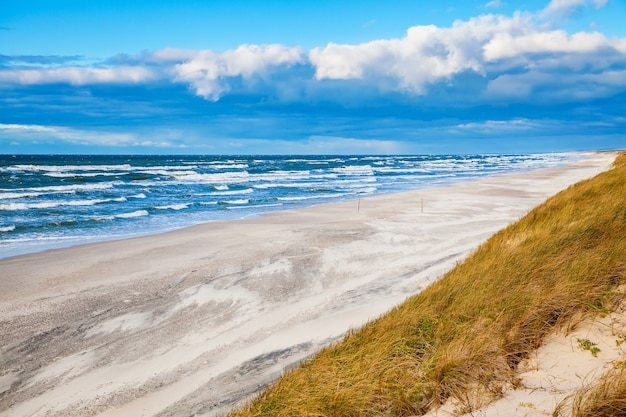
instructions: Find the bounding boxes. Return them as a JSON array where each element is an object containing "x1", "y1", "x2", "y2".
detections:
[{"x1": 0, "y1": 153, "x2": 617, "y2": 417}]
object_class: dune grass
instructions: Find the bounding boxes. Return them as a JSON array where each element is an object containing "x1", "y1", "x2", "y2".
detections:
[
  {"x1": 553, "y1": 366, "x2": 626, "y2": 417},
  {"x1": 229, "y1": 152, "x2": 626, "y2": 417}
]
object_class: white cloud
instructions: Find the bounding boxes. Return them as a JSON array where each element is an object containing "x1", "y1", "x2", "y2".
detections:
[
  {"x1": 452, "y1": 119, "x2": 539, "y2": 133},
  {"x1": 173, "y1": 44, "x2": 304, "y2": 101},
  {"x1": 485, "y1": 0, "x2": 504, "y2": 9},
  {"x1": 0, "y1": 123, "x2": 191, "y2": 149},
  {"x1": 150, "y1": 47, "x2": 198, "y2": 62},
  {"x1": 540, "y1": 0, "x2": 609, "y2": 19},
  {"x1": 309, "y1": 13, "x2": 537, "y2": 94},
  {"x1": 0, "y1": 66, "x2": 157, "y2": 85},
  {"x1": 0, "y1": 123, "x2": 135, "y2": 146},
  {"x1": 483, "y1": 30, "x2": 617, "y2": 60},
  {"x1": 308, "y1": 11, "x2": 626, "y2": 100},
  {"x1": 309, "y1": 14, "x2": 511, "y2": 94}
]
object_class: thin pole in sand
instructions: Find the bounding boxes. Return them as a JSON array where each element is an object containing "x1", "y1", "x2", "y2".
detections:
[
  {"x1": 358, "y1": 198, "x2": 361, "y2": 213},
  {"x1": 421, "y1": 197, "x2": 424, "y2": 213}
]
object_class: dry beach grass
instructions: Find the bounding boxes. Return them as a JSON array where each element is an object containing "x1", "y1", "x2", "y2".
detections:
[{"x1": 229, "y1": 152, "x2": 626, "y2": 417}]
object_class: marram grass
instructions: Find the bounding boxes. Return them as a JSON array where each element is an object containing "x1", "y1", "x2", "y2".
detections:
[{"x1": 229, "y1": 152, "x2": 626, "y2": 417}]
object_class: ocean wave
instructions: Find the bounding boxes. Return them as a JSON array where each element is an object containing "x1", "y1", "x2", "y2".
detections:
[
  {"x1": 27, "y1": 182, "x2": 120, "y2": 194},
  {"x1": 137, "y1": 165, "x2": 197, "y2": 171},
  {"x1": 4, "y1": 164, "x2": 133, "y2": 173},
  {"x1": 253, "y1": 170, "x2": 312, "y2": 180},
  {"x1": 207, "y1": 164, "x2": 249, "y2": 169},
  {"x1": 0, "y1": 191, "x2": 45, "y2": 200},
  {"x1": 155, "y1": 204, "x2": 189, "y2": 210},
  {"x1": 137, "y1": 169, "x2": 196, "y2": 177},
  {"x1": 0, "y1": 225, "x2": 16, "y2": 232},
  {"x1": 44, "y1": 172, "x2": 124, "y2": 178},
  {"x1": 0, "y1": 198, "x2": 115, "y2": 211},
  {"x1": 0, "y1": 182, "x2": 119, "y2": 199},
  {"x1": 330, "y1": 165, "x2": 375, "y2": 176},
  {"x1": 131, "y1": 193, "x2": 147, "y2": 199},
  {"x1": 219, "y1": 199, "x2": 250, "y2": 205},
  {"x1": 115, "y1": 210, "x2": 149, "y2": 219},
  {"x1": 172, "y1": 171, "x2": 250, "y2": 183},
  {"x1": 205, "y1": 188, "x2": 254, "y2": 196},
  {"x1": 226, "y1": 203, "x2": 282, "y2": 210},
  {"x1": 276, "y1": 193, "x2": 347, "y2": 201}
]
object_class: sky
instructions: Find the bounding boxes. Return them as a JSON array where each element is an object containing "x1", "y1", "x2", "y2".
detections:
[{"x1": 1, "y1": 0, "x2": 625, "y2": 154}]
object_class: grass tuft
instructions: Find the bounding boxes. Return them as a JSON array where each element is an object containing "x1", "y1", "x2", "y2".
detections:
[
  {"x1": 554, "y1": 367, "x2": 626, "y2": 417},
  {"x1": 228, "y1": 152, "x2": 626, "y2": 417}
]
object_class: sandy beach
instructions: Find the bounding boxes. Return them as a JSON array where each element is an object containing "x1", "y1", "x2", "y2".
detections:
[{"x1": 0, "y1": 153, "x2": 616, "y2": 417}]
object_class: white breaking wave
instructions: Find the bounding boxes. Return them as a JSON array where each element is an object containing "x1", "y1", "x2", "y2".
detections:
[
  {"x1": 206, "y1": 164, "x2": 249, "y2": 169},
  {"x1": 0, "y1": 225, "x2": 16, "y2": 232},
  {"x1": 155, "y1": 204, "x2": 189, "y2": 210},
  {"x1": 172, "y1": 171, "x2": 251, "y2": 183},
  {"x1": 44, "y1": 172, "x2": 125, "y2": 178},
  {"x1": 115, "y1": 210, "x2": 149, "y2": 219},
  {"x1": 0, "y1": 191, "x2": 45, "y2": 200},
  {"x1": 5, "y1": 164, "x2": 133, "y2": 172},
  {"x1": 276, "y1": 193, "x2": 347, "y2": 201},
  {"x1": 0, "y1": 182, "x2": 119, "y2": 199},
  {"x1": 206, "y1": 188, "x2": 254, "y2": 196},
  {"x1": 220, "y1": 199, "x2": 250, "y2": 205},
  {"x1": 0, "y1": 198, "x2": 115, "y2": 211},
  {"x1": 330, "y1": 165, "x2": 375, "y2": 176}
]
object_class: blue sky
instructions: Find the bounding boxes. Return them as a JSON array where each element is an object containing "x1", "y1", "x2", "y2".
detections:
[{"x1": 1, "y1": 0, "x2": 625, "y2": 154}]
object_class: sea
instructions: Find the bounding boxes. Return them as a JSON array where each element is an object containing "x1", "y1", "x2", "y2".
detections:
[{"x1": 0, "y1": 153, "x2": 584, "y2": 259}]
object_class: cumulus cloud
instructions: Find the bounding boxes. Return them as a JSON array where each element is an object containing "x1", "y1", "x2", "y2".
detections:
[
  {"x1": 173, "y1": 44, "x2": 304, "y2": 101},
  {"x1": 309, "y1": 15, "x2": 503, "y2": 94},
  {"x1": 308, "y1": 11, "x2": 626, "y2": 101}
]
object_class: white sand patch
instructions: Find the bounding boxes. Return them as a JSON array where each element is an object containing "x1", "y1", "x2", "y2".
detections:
[
  {"x1": 0, "y1": 373, "x2": 18, "y2": 395},
  {"x1": 25, "y1": 350, "x2": 96, "y2": 390},
  {"x1": 249, "y1": 257, "x2": 292, "y2": 276},
  {"x1": 86, "y1": 312, "x2": 152, "y2": 337},
  {"x1": 173, "y1": 283, "x2": 258, "y2": 311}
]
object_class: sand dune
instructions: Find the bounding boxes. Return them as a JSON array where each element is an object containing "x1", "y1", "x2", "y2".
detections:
[{"x1": 0, "y1": 153, "x2": 615, "y2": 417}]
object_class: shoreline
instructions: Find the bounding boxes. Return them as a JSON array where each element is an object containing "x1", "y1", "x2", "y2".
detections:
[
  {"x1": 0, "y1": 152, "x2": 617, "y2": 417},
  {"x1": 0, "y1": 152, "x2": 593, "y2": 262}
]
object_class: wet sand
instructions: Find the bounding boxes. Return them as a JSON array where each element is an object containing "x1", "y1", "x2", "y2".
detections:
[{"x1": 0, "y1": 153, "x2": 616, "y2": 417}]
